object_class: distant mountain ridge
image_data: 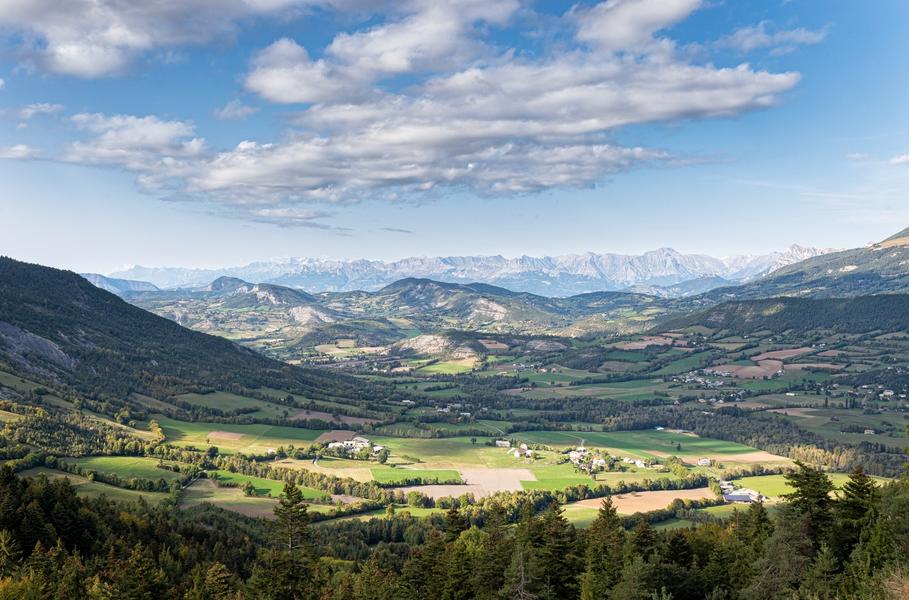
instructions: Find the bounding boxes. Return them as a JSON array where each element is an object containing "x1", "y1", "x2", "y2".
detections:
[{"x1": 110, "y1": 244, "x2": 835, "y2": 297}]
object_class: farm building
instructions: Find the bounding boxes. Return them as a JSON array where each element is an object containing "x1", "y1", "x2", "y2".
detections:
[
  {"x1": 723, "y1": 488, "x2": 764, "y2": 503},
  {"x1": 495, "y1": 440, "x2": 511, "y2": 448}
]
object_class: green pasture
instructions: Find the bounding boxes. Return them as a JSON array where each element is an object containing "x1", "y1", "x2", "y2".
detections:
[
  {"x1": 515, "y1": 430, "x2": 756, "y2": 459},
  {"x1": 176, "y1": 392, "x2": 294, "y2": 419},
  {"x1": 63, "y1": 456, "x2": 185, "y2": 483},
  {"x1": 19, "y1": 467, "x2": 169, "y2": 505},
  {"x1": 156, "y1": 417, "x2": 324, "y2": 454},
  {"x1": 371, "y1": 467, "x2": 461, "y2": 484},
  {"x1": 210, "y1": 470, "x2": 328, "y2": 500}
]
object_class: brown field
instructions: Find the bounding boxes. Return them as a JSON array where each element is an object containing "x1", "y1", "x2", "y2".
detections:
[
  {"x1": 208, "y1": 430, "x2": 244, "y2": 441},
  {"x1": 576, "y1": 487, "x2": 717, "y2": 514},
  {"x1": 397, "y1": 468, "x2": 535, "y2": 500},
  {"x1": 681, "y1": 450, "x2": 792, "y2": 465},
  {"x1": 707, "y1": 361, "x2": 781, "y2": 379},
  {"x1": 768, "y1": 407, "x2": 819, "y2": 419},
  {"x1": 479, "y1": 339, "x2": 509, "y2": 351},
  {"x1": 315, "y1": 430, "x2": 358, "y2": 443},
  {"x1": 735, "y1": 400, "x2": 773, "y2": 409},
  {"x1": 752, "y1": 347, "x2": 814, "y2": 361},
  {"x1": 615, "y1": 336, "x2": 676, "y2": 350},
  {"x1": 786, "y1": 363, "x2": 844, "y2": 371}
]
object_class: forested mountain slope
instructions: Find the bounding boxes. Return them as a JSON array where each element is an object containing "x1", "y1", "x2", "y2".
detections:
[
  {"x1": 658, "y1": 294, "x2": 909, "y2": 335},
  {"x1": 0, "y1": 256, "x2": 363, "y2": 403}
]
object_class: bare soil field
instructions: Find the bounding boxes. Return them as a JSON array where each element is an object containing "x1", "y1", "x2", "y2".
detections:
[
  {"x1": 397, "y1": 468, "x2": 536, "y2": 499},
  {"x1": 576, "y1": 487, "x2": 717, "y2": 514},
  {"x1": 786, "y1": 363, "x2": 844, "y2": 371},
  {"x1": 685, "y1": 450, "x2": 792, "y2": 465},
  {"x1": 752, "y1": 347, "x2": 814, "y2": 361},
  {"x1": 615, "y1": 336, "x2": 675, "y2": 350},
  {"x1": 479, "y1": 339, "x2": 509, "y2": 351},
  {"x1": 315, "y1": 430, "x2": 358, "y2": 443},
  {"x1": 768, "y1": 407, "x2": 819, "y2": 419},
  {"x1": 708, "y1": 362, "x2": 781, "y2": 379}
]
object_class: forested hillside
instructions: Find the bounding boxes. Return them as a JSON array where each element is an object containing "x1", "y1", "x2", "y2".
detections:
[
  {"x1": 659, "y1": 295, "x2": 909, "y2": 334},
  {"x1": 0, "y1": 257, "x2": 368, "y2": 408}
]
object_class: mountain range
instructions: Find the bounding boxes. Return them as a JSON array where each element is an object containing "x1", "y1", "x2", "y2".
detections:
[{"x1": 108, "y1": 244, "x2": 834, "y2": 297}]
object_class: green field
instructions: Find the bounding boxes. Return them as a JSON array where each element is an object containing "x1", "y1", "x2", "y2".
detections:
[
  {"x1": 210, "y1": 470, "x2": 329, "y2": 500},
  {"x1": 735, "y1": 473, "x2": 889, "y2": 498},
  {"x1": 515, "y1": 430, "x2": 757, "y2": 459},
  {"x1": 63, "y1": 456, "x2": 186, "y2": 483},
  {"x1": 19, "y1": 467, "x2": 169, "y2": 505},
  {"x1": 177, "y1": 392, "x2": 296, "y2": 419},
  {"x1": 156, "y1": 417, "x2": 325, "y2": 454},
  {"x1": 370, "y1": 467, "x2": 461, "y2": 484}
]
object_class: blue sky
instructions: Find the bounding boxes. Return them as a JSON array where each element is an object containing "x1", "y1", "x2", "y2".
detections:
[{"x1": 1, "y1": 0, "x2": 907, "y2": 273}]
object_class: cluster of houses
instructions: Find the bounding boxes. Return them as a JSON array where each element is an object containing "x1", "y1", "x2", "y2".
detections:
[
  {"x1": 718, "y1": 480, "x2": 765, "y2": 504},
  {"x1": 675, "y1": 373, "x2": 727, "y2": 389},
  {"x1": 327, "y1": 436, "x2": 384, "y2": 456},
  {"x1": 495, "y1": 440, "x2": 535, "y2": 459}
]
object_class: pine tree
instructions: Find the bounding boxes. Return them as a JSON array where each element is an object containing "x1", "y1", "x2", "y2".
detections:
[
  {"x1": 247, "y1": 482, "x2": 319, "y2": 600},
  {"x1": 782, "y1": 462, "x2": 834, "y2": 547},
  {"x1": 800, "y1": 543, "x2": 840, "y2": 600},
  {"x1": 537, "y1": 502, "x2": 580, "y2": 600},
  {"x1": 0, "y1": 531, "x2": 21, "y2": 578},
  {"x1": 445, "y1": 505, "x2": 468, "y2": 543},
  {"x1": 471, "y1": 507, "x2": 512, "y2": 600},
  {"x1": 580, "y1": 497, "x2": 625, "y2": 600},
  {"x1": 830, "y1": 466, "x2": 878, "y2": 564}
]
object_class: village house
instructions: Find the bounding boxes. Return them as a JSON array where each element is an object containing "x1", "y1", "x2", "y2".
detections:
[
  {"x1": 495, "y1": 439, "x2": 511, "y2": 448},
  {"x1": 327, "y1": 436, "x2": 376, "y2": 455}
]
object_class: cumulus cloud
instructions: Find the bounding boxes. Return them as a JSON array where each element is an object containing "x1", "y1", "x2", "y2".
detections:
[
  {"x1": 18, "y1": 103, "x2": 64, "y2": 120},
  {"x1": 0, "y1": 144, "x2": 34, "y2": 159},
  {"x1": 717, "y1": 21, "x2": 828, "y2": 55},
  {"x1": 20, "y1": 1, "x2": 809, "y2": 225},
  {"x1": 0, "y1": 0, "x2": 375, "y2": 77},
  {"x1": 574, "y1": 0, "x2": 702, "y2": 53},
  {"x1": 890, "y1": 154, "x2": 909, "y2": 166},
  {"x1": 65, "y1": 113, "x2": 204, "y2": 189},
  {"x1": 214, "y1": 100, "x2": 258, "y2": 120}
]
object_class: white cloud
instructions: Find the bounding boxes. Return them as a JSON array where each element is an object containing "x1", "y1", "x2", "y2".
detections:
[
  {"x1": 65, "y1": 113, "x2": 204, "y2": 188},
  {"x1": 845, "y1": 153, "x2": 869, "y2": 161},
  {"x1": 27, "y1": 1, "x2": 805, "y2": 226},
  {"x1": 0, "y1": 144, "x2": 34, "y2": 159},
  {"x1": 214, "y1": 100, "x2": 258, "y2": 120},
  {"x1": 0, "y1": 0, "x2": 374, "y2": 77},
  {"x1": 18, "y1": 103, "x2": 64, "y2": 120},
  {"x1": 890, "y1": 154, "x2": 909, "y2": 166},
  {"x1": 718, "y1": 21, "x2": 828, "y2": 55},
  {"x1": 245, "y1": 0, "x2": 519, "y2": 103},
  {"x1": 0, "y1": 78, "x2": 4, "y2": 90},
  {"x1": 575, "y1": 0, "x2": 702, "y2": 53},
  {"x1": 245, "y1": 38, "x2": 359, "y2": 103}
]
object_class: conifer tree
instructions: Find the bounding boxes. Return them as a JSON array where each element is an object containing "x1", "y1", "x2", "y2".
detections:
[{"x1": 580, "y1": 497, "x2": 625, "y2": 600}]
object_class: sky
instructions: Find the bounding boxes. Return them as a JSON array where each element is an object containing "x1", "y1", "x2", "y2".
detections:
[{"x1": 1, "y1": 0, "x2": 908, "y2": 274}]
